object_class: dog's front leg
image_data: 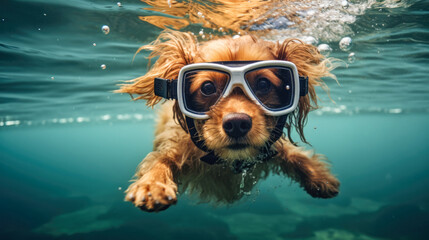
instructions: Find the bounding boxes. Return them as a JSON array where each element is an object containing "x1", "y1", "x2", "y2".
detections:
[
  {"x1": 275, "y1": 140, "x2": 340, "y2": 198},
  {"x1": 125, "y1": 152, "x2": 178, "y2": 212}
]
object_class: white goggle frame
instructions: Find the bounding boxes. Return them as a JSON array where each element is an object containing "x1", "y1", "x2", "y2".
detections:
[{"x1": 176, "y1": 60, "x2": 302, "y2": 119}]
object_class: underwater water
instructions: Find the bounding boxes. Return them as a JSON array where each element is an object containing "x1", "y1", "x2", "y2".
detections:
[{"x1": 1, "y1": 0, "x2": 429, "y2": 239}]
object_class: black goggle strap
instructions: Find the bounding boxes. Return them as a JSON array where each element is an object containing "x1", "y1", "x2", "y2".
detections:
[
  {"x1": 258, "y1": 114, "x2": 287, "y2": 159},
  {"x1": 269, "y1": 114, "x2": 287, "y2": 145},
  {"x1": 154, "y1": 76, "x2": 309, "y2": 99},
  {"x1": 299, "y1": 76, "x2": 308, "y2": 97},
  {"x1": 185, "y1": 116, "x2": 222, "y2": 165},
  {"x1": 154, "y1": 78, "x2": 178, "y2": 100}
]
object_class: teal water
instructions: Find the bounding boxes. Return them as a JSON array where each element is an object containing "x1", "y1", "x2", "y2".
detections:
[{"x1": 1, "y1": 0, "x2": 429, "y2": 239}]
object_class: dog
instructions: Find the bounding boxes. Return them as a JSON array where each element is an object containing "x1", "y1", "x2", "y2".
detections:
[{"x1": 116, "y1": 30, "x2": 339, "y2": 212}]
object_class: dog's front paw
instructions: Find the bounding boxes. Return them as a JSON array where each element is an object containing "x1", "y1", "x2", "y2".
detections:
[
  {"x1": 304, "y1": 176, "x2": 340, "y2": 199},
  {"x1": 125, "y1": 180, "x2": 177, "y2": 212}
]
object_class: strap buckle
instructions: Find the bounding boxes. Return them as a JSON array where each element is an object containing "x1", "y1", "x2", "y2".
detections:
[
  {"x1": 299, "y1": 76, "x2": 308, "y2": 97},
  {"x1": 154, "y1": 78, "x2": 177, "y2": 100}
]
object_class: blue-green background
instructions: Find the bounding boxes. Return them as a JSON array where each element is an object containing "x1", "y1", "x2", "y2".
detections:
[{"x1": 1, "y1": 0, "x2": 428, "y2": 239}]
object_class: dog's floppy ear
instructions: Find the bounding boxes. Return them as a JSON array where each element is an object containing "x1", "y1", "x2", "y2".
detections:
[
  {"x1": 116, "y1": 30, "x2": 198, "y2": 107},
  {"x1": 271, "y1": 39, "x2": 336, "y2": 144}
]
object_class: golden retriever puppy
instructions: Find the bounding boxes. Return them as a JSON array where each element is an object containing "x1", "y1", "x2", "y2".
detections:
[{"x1": 116, "y1": 30, "x2": 339, "y2": 212}]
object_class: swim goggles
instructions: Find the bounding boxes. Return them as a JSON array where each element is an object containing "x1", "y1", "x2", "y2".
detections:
[{"x1": 154, "y1": 60, "x2": 308, "y2": 119}]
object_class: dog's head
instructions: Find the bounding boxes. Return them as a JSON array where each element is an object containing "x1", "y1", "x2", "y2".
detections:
[{"x1": 117, "y1": 30, "x2": 334, "y2": 160}]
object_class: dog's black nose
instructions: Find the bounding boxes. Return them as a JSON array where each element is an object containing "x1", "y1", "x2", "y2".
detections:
[{"x1": 222, "y1": 113, "x2": 252, "y2": 138}]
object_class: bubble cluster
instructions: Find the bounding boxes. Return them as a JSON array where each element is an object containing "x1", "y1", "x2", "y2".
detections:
[
  {"x1": 198, "y1": 29, "x2": 206, "y2": 39},
  {"x1": 101, "y1": 25, "x2": 110, "y2": 35},
  {"x1": 339, "y1": 37, "x2": 353, "y2": 51},
  {"x1": 0, "y1": 114, "x2": 158, "y2": 128}
]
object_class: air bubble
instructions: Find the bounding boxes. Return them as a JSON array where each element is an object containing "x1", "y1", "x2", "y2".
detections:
[
  {"x1": 51, "y1": 76, "x2": 55, "y2": 80},
  {"x1": 118, "y1": 187, "x2": 122, "y2": 191},
  {"x1": 239, "y1": 169, "x2": 247, "y2": 193},
  {"x1": 101, "y1": 25, "x2": 110, "y2": 35},
  {"x1": 303, "y1": 36, "x2": 318, "y2": 45},
  {"x1": 128, "y1": 193, "x2": 134, "y2": 200},
  {"x1": 307, "y1": 9, "x2": 316, "y2": 16},
  {"x1": 348, "y1": 52, "x2": 356, "y2": 63},
  {"x1": 341, "y1": 0, "x2": 349, "y2": 9},
  {"x1": 100, "y1": 64, "x2": 106, "y2": 70},
  {"x1": 317, "y1": 44, "x2": 332, "y2": 56},
  {"x1": 339, "y1": 37, "x2": 353, "y2": 51},
  {"x1": 199, "y1": 29, "x2": 204, "y2": 36},
  {"x1": 117, "y1": 2, "x2": 122, "y2": 7}
]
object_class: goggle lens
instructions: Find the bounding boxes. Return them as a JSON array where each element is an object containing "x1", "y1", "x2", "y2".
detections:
[
  {"x1": 244, "y1": 66, "x2": 294, "y2": 111},
  {"x1": 183, "y1": 70, "x2": 230, "y2": 114}
]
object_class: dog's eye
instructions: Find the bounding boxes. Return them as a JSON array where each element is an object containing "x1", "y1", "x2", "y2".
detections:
[
  {"x1": 256, "y1": 78, "x2": 271, "y2": 93},
  {"x1": 200, "y1": 81, "x2": 216, "y2": 96}
]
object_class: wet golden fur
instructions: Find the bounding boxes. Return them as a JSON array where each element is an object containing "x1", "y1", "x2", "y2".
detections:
[{"x1": 117, "y1": 30, "x2": 339, "y2": 212}]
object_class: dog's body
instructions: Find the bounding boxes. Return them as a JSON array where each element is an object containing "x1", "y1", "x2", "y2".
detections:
[{"x1": 117, "y1": 31, "x2": 339, "y2": 212}]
